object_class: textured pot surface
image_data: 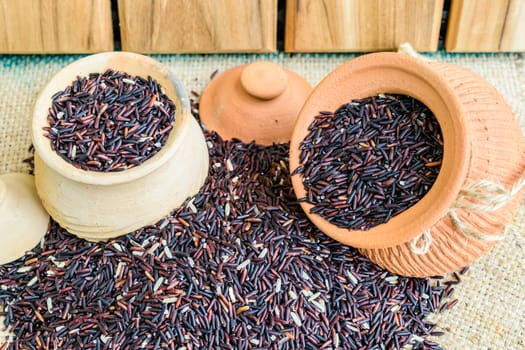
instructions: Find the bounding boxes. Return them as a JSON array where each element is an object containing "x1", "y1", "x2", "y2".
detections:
[
  {"x1": 290, "y1": 52, "x2": 525, "y2": 276},
  {"x1": 360, "y1": 61, "x2": 525, "y2": 277},
  {"x1": 200, "y1": 61, "x2": 312, "y2": 145},
  {"x1": 32, "y1": 52, "x2": 209, "y2": 241},
  {"x1": 0, "y1": 173, "x2": 49, "y2": 264}
]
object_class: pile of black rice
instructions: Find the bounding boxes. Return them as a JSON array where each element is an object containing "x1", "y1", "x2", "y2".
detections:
[{"x1": 0, "y1": 96, "x2": 459, "y2": 350}]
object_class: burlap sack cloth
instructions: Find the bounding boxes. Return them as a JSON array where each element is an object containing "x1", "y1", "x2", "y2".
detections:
[{"x1": 1, "y1": 52, "x2": 523, "y2": 349}]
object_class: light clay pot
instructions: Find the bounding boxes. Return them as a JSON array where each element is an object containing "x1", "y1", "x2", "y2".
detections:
[
  {"x1": 200, "y1": 61, "x2": 313, "y2": 145},
  {"x1": 32, "y1": 52, "x2": 209, "y2": 242},
  {"x1": 290, "y1": 52, "x2": 525, "y2": 277},
  {"x1": 0, "y1": 173, "x2": 49, "y2": 264}
]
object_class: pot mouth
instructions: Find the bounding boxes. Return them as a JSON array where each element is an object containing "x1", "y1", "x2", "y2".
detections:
[
  {"x1": 290, "y1": 52, "x2": 471, "y2": 249},
  {"x1": 32, "y1": 52, "x2": 191, "y2": 186}
]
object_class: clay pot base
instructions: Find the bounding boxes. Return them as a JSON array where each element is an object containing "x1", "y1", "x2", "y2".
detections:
[
  {"x1": 200, "y1": 61, "x2": 313, "y2": 145},
  {"x1": 360, "y1": 198, "x2": 521, "y2": 277},
  {"x1": 0, "y1": 173, "x2": 49, "y2": 265},
  {"x1": 290, "y1": 53, "x2": 525, "y2": 277}
]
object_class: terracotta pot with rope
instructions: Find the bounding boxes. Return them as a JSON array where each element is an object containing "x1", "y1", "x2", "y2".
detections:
[{"x1": 289, "y1": 52, "x2": 525, "y2": 277}]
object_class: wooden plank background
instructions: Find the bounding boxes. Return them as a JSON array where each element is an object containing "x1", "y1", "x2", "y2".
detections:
[
  {"x1": 0, "y1": 0, "x2": 523, "y2": 54},
  {"x1": 445, "y1": 0, "x2": 525, "y2": 52},
  {"x1": 285, "y1": 0, "x2": 444, "y2": 52},
  {"x1": 118, "y1": 0, "x2": 277, "y2": 53},
  {"x1": 0, "y1": 0, "x2": 113, "y2": 54}
]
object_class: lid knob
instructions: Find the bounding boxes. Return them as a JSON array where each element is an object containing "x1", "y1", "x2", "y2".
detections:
[{"x1": 240, "y1": 61, "x2": 288, "y2": 100}]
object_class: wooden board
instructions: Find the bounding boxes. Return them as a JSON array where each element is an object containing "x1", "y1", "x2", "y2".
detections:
[
  {"x1": 0, "y1": 0, "x2": 113, "y2": 54},
  {"x1": 285, "y1": 0, "x2": 444, "y2": 52},
  {"x1": 118, "y1": 0, "x2": 277, "y2": 53},
  {"x1": 445, "y1": 0, "x2": 525, "y2": 52}
]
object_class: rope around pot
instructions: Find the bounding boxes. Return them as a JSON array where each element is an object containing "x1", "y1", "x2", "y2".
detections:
[
  {"x1": 410, "y1": 175, "x2": 525, "y2": 254},
  {"x1": 397, "y1": 43, "x2": 525, "y2": 255}
]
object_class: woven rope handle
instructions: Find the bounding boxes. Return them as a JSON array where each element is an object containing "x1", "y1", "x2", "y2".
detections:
[
  {"x1": 397, "y1": 43, "x2": 430, "y2": 61},
  {"x1": 455, "y1": 177, "x2": 525, "y2": 211},
  {"x1": 411, "y1": 174, "x2": 525, "y2": 255}
]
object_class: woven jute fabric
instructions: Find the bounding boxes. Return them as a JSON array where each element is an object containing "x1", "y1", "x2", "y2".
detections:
[{"x1": 1, "y1": 52, "x2": 524, "y2": 349}]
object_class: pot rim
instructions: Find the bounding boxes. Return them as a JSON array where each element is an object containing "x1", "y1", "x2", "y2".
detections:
[
  {"x1": 32, "y1": 51, "x2": 191, "y2": 186},
  {"x1": 290, "y1": 52, "x2": 471, "y2": 249}
]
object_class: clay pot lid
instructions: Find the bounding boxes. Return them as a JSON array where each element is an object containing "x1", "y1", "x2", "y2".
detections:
[
  {"x1": 0, "y1": 173, "x2": 49, "y2": 264},
  {"x1": 199, "y1": 61, "x2": 313, "y2": 145}
]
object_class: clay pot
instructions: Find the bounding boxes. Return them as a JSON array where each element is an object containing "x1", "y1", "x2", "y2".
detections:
[
  {"x1": 199, "y1": 61, "x2": 313, "y2": 145},
  {"x1": 32, "y1": 52, "x2": 209, "y2": 242},
  {"x1": 290, "y1": 52, "x2": 525, "y2": 277},
  {"x1": 0, "y1": 173, "x2": 49, "y2": 264}
]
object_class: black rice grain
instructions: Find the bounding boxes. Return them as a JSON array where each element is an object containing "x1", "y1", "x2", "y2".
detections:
[
  {"x1": 43, "y1": 69, "x2": 176, "y2": 172},
  {"x1": 293, "y1": 94, "x2": 443, "y2": 230},
  {"x1": 1, "y1": 95, "x2": 454, "y2": 350}
]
